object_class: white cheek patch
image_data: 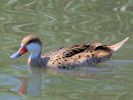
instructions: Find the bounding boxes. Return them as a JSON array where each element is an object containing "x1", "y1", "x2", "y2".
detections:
[
  {"x1": 26, "y1": 43, "x2": 41, "y2": 58},
  {"x1": 27, "y1": 43, "x2": 41, "y2": 52}
]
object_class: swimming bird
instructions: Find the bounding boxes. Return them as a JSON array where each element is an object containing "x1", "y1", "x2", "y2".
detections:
[{"x1": 10, "y1": 35, "x2": 129, "y2": 69}]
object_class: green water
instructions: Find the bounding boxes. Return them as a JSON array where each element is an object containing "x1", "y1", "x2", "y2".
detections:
[{"x1": 0, "y1": 0, "x2": 133, "y2": 100}]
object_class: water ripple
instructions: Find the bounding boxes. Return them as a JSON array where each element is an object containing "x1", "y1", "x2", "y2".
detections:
[
  {"x1": 0, "y1": 0, "x2": 132, "y2": 99},
  {"x1": 12, "y1": 23, "x2": 38, "y2": 33}
]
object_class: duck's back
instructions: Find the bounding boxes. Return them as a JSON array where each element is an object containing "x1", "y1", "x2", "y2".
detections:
[{"x1": 44, "y1": 43, "x2": 112, "y2": 69}]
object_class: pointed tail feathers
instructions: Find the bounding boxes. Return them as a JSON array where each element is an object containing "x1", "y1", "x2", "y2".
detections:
[{"x1": 107, "y1": 37, "x2": 129, "y2": 51}]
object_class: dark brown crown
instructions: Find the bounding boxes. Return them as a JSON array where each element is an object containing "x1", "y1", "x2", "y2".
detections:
[{"x1": 21, "y1": 35, "x2": 42, "y2": 46}]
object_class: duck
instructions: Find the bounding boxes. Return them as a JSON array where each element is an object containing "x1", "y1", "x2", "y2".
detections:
[{"x1": 10, "y1": 35, "x2": 129, "y2": 69}]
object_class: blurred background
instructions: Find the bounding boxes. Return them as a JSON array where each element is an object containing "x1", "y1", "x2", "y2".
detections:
[{"x1": 0, "y1": 0, "x2": 133, "y2": 100}]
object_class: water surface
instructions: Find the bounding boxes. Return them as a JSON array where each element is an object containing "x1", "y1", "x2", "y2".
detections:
[{"x1": 0, "y1": 0, "x2": 133, "y2": 100}]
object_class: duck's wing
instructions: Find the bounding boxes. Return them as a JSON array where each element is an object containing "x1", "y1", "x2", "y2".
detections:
[
  {"x1": 61, "y1": 42, "x2": 103, "y2": 57},
  {"x1": 45, "y1": 42, "x2": 111, "y2": 68},
  {"x1": 43, "y1": 42, "x2": 102, "y2": 57},
  {"x1": 62, "y1": 37, "x2": 129, "y2": 58},
  {"x1": 44, "y1": 41, "x2": 121, "y2": 60}
]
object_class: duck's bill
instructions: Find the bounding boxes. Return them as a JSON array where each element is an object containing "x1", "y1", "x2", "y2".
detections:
[{"x1": 10, "y1": 47, "x2": 27, "y2": 59}]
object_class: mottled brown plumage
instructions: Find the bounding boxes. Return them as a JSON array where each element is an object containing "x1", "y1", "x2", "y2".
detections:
[
  {"x1": 45, "y1": 43, "x2": 112, "y2": 69},
  {"x1": 10, "y1": 35, "x2": 129, "y2": 69}
]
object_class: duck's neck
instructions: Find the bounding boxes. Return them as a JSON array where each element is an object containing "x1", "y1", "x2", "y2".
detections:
[
  {"x1": 28, "y1": 52, "x2": 48, "y2": 68},
  {"x1": 29, "y1": 51, "x2": 41, "y2": 59}
]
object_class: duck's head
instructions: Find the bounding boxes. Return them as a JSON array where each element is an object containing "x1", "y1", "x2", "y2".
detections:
[{"x1": 10, "y1": 35, "x2": 42, "y2": 59}]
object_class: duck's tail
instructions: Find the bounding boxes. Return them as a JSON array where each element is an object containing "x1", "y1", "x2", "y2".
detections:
[{"x1": 107, "y1": 37, "x2": 129, "y2": 52}]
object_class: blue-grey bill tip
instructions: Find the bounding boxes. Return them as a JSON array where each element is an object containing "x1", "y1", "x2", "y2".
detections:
[{"x1": 10, "y1": 52, "x2": 20, "y2": 59}]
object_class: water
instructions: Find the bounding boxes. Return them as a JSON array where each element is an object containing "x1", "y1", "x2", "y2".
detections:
[{"x1": 0, "y1": 0, "x2": 133, "y2": 100}]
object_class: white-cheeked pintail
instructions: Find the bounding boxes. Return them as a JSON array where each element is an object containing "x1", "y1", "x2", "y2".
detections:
[{"x1": 10, "y1": 35, "x2": 129, "y2": 69}]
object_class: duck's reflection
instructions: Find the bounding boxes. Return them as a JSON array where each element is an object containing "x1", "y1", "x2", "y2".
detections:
[
  {"x1": 11, "y1": 63, "x2": 114, "y2": 96},
  {"x1": 12, "y1": 67, "x2": 42, "y2": 96}
]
